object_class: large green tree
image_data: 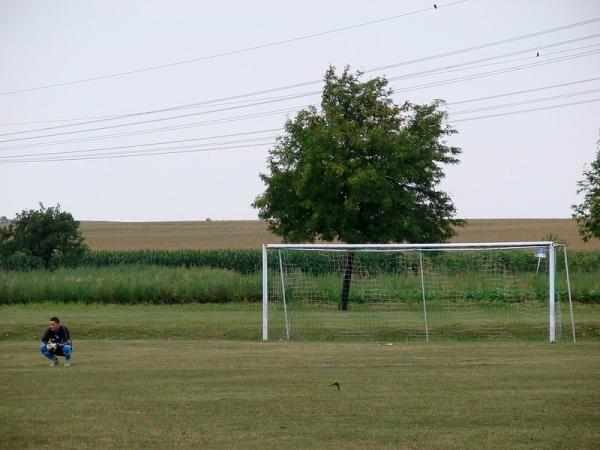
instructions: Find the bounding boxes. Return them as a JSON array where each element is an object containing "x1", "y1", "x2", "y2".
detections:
[
  {"x1": 253, "y1": 66, "x2": 463, "y2": 309},
  {"x1": 572, "y1": 145, "x2": 600, "y2": 241},
  {"x1": 0, "y1": 203, "x2": 88, "y2": 268}
]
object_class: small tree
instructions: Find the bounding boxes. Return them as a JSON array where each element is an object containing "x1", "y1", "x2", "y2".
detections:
[
  {"x1": 0, "y1": 203, "x2": 88, "y2": 268},
  {"x1": 253, "y1": 66, "x2": 463, "y2": 309},
  {"x1": 572, "y1": 146, "x2": 600, "y2": 242}
]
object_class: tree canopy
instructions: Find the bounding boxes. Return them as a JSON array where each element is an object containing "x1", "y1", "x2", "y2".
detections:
[
  {"x1": 572, "y1": 145, "x2": 600, "y2": 242},
  {"x1": 253, "y1": 66, "x2": 463, "y2": 244},
  {"x1": 0, "y1": 203, "x2": 88, "y2": 268}
]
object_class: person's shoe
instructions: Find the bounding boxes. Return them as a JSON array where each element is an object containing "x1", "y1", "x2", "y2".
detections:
[
  {"x1": 49, "y1": 359, "x2": 59, "y2": 367},
  {"x1": 65, "y1": 359, "x2": 71, "y2": 367}
]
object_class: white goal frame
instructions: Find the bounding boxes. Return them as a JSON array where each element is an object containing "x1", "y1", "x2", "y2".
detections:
[{"x1": 261, "y1": 241, "x2": 575, "y2": 343}]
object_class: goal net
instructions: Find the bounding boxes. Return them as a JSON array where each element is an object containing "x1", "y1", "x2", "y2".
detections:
[{"x1": 262, "y1": 242, "x2": 575, "y2": 342}]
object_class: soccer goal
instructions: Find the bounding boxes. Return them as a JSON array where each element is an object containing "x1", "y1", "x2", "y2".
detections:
[{"x1": 262, "y1": 242, "x2": 575, "y2": 342}]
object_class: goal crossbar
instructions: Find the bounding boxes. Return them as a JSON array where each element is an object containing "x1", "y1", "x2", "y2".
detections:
[{"x1": 264, "y1": 241, "x2": 553, "y2": 250}]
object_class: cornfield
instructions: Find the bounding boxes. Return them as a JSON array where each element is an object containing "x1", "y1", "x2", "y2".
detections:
[{"x1": 1, "y1": 248, "x2": 600, "y2": 274}]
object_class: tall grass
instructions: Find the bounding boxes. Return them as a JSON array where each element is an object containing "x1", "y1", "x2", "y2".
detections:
[
  {"x1": 0, "y1": 266, "x2": 261, "y2": 304},
  {"x1": 0, "y1": 265, "x2": 597, "y2": 305}
]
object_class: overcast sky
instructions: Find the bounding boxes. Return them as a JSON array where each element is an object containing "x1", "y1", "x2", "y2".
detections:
[{"x1": 1, "y1": 0, "x2": 599, "y2": 221}]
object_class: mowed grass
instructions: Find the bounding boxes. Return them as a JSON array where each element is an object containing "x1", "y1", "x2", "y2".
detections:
[
  {"x1": 2, "y1": 303, "x2": 600, "y2": 342},
  {"x1": 1, "y1": 303, "x2": 263, "y2": 341},
  {"x1": 78, "y1": 218, "x2": 600, "y2": 251},
  {"x1": 1, "y1": 304, "x2": 600, "y2": 448},
  {"x1": 1, "y1": 339, "x2": 599, "y2": 449}
]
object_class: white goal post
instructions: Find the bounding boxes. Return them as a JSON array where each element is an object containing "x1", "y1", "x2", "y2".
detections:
[{"x1": 262, "y1": 241, "x2": 575, "y2": 343}]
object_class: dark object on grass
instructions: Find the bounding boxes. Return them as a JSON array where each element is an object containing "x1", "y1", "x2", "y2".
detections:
[{"x1": 329, "y1": 382, "x2": 341, "y2": 390}]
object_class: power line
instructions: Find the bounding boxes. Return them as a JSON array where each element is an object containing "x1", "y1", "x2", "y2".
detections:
[
  {"x1": 450, "y1": 97, "x2": 600, "y2": 123},
  {"x1": 13, "y1": 136, "x2": 277, "y2": 160},
  {"x1": 0, "y1": 82, "x2": 321, "y2": 130},
  {"x1": 32, "y1": 137, "x2": 277, "y2": 160},
  {"x1": 445, "y1": 76, "x2": 600, "y2": 106},
  {"x1": 0, "y1": 0, "x2": 467, "y2": 97},
  {"x1": 0, "y1": 131, "x2": 280, "y2": 160},
  {"x1": 450, "y1": 88, "x2": 600, "y2": 114},
  {"x1": 0, "y1": 92, "x2": 314, "y2": 138},
  {"x1": 2, "y1": 16, "x2": 599, "y2": 127},
  {"x1": 6, "y1": 83, "x2": 598, "y2": 159},
  {"x1": 0, "y1": 93, "x2": 301, "y2": 126},
  {"x1": 391, "y1": 48, "x2": 600, "y2": 92},
  {"x1": 4, "y1": 99, "x2": 599, "y2": 164},
  {"x1": 3, "y1": 51, "x2": 600, "y2": 153},
  {"x1": 4, "y1": 81, "x2": 600, "y2": 160},
  {"x1": 0, "y1": 114, "x2": 129, "y2": 127},
  {"x1": 4, "y1": 32, "x2": 600, "y2": 134},
  {"x1": 364, "y1": 17, "x2": 600, "y2": 74},
  {"x1": 4, "y1": 93, "x2": 600, "y2": 163},
  {"x1": 2, "y1": 46, "x2": 598, "y2": 147},
  {"x1": 2, "y1": 53, "x2": 598, "y2": 153},
  {"x1": 0, "y1": 106, "x2": 300, "y2": 151},
  {"x1": 5, "y1": 75, "x2": 600, "y2": 158},
  {"x1": 0, "y1": 142, "x2": 275, "y2": 164},
  {"x1": 5, "y1": 95, "x2": 599, "y2": 164},
  {"x1": 387, "y1": 36, "x2": 600, "y2": 83}
]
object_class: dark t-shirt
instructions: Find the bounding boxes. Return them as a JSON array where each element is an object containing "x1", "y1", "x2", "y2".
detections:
[{"x1": 40, "y1": 325, "x2": 72, "y2": 346}]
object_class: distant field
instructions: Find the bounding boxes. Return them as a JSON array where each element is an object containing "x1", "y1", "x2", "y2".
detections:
[
  {"x1": 454, "y1": 219, "x2": 599, "y2": 250},
  {"x1": 79, "y1": 220, "x2": 276, "y2": 250},
  {"x1": 79, "y1": 219, "x2": 600, "y2": 250}
]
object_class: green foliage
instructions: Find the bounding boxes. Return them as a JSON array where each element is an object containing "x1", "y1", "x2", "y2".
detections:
[
  {"x1": 0, "y1": 266, "x2": 261, "y2": 305},
  {"x1": 0, "y1": 248, "x2": 267, "y2": 272},
  {"x1": 0, "y1": 252, "x2": 44, "y2": 271},
  {"x1": 563, "y1": 250, "x2": 600, "y2": 272},
  {"x1": 253, "y1": 66, "x2": 463, "y2": 244},
  {"x1": 58, "y1": 249, "x2": 261, "y2": 273},
  {"x1": 572, "y1": 145, "x2": 600, "y2": 241},
  {"x1": 0, "y1": 203, "x2": 87, "y2": 268},
  {"x1": 1, "y1": 264, "x2": 599, "y2": 305},
  {"x1": 2, "y1": 248, "x2": 600, "y2": 274}
]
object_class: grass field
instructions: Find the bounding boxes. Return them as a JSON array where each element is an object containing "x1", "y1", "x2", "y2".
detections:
[
  {"x1": 2, "y1": 341, "x2": 599, "y2": 450},
  {"x1": 1, "y1": 304, "x2": 600, "y2": 449},
  {"x1": 78, "y1": 219, "x2": 600, "y2": 251},
  {"x1": 2, "y1": 218, "x2": 599, "y2": 448},
  {"x1": 2, "y1": 300, "x2": 599, "y2": 343}
]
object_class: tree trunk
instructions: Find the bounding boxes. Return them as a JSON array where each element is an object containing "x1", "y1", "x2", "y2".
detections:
[{"x1": 339, "y1": 252, "x2": 354, "y2": 311}]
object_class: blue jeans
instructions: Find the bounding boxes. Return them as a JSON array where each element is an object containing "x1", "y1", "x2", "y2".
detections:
[{"x1": 39, "y1": 343, "x2": 72, "y2": 361}]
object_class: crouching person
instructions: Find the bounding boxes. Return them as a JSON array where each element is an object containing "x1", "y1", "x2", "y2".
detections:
[{"x1": 40, "y1": 316, "x2": 73, "y2": 367}]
